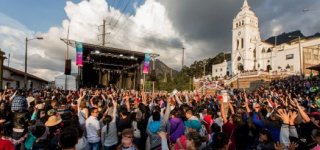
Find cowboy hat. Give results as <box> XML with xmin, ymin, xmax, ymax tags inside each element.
<box><xmin>45</xmin><ymin>115</ymin><xmax>62</xmax><ymax>127</ymax></box>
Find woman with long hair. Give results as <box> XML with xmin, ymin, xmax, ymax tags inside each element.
<box><xmin>78</xmin><ymin>91</ymin><xmax>89</xmax><ymax>133</ymax></box>
<box><xmin>101</xmin><ymin>100</ymin><xmax>118</xmax><ymax>150</ymax></box>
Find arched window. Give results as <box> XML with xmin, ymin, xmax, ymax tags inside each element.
<box><xmin>267</xmin><ymin>48</ymin><xmax>272</xmax><ymax>53</ymax></box>
<box><xmin>237</xmin><ymin>40</ymin><xmax>239</xmax><ymax>50</ymax></box>
<box><xmin>286</xmin><ymin>64</ymin><xmax>290</xmax><ymax>69</ymax></box>
<box><xmin>238</xmin><ymin>63</ymin><xmax>244</xmax><ymax>71</ymax></box>
<box><xmin>267</xmin><ymin>65</ymin><xmax>272</xmax><ymax>71</ymax></box>
<box><xmin>262</xmin><ymin>48</ymin><xmax>266</xmax><ymax>53</ymax></box>
<box><xmin>242</xmin><ymin>20</ymin><xmax>244</xmax><ymax>25</ymax></box>
<box><xmin>237</xmin><ymin>56</ymin><xmax>241</xmax><ymax>61</ymax></box>
<box><xmin>236</xmin><ymin>23</ymin><xmax>238</xmax><ymax>27</ymax></box>
<box><xmin>241</xmin><ymin>38</ymin><xmax>244</xmax><ymax>48</ymax></box>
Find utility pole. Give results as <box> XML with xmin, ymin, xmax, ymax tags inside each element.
<box><xmin>65</xmin><ymin>22</ymin><xmax>71</xmax><ymax>91</ymax></box>
<box><xmin>98</xmin><ymin>19</ymin><xmax>110</xmax><ymax>46</ymax></box>
<box><xmin>102</xmin><ymin>19</ymin><xmax>106</xmax><ymax>46</ymax></box>
<box><xmin>182</xmin><ymin>47</ymin><xmax>185</xmax><ymax>70</ymax></box>
<box><xmin>25</xmin><ymin>37</ymin><xmax>43</xmax><ymax>89</ymax></box>
<box><xmin>170</xmin><ymin>69</ymin><xmax>173</xmax><ymax>80</ymax></box>
<box><xmin>202</xmin><ymin>60</ymin><xmax>207</xmax><ymax>95</ymax></box>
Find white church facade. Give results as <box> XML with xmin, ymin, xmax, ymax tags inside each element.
<box><xmin>212</xmin><ymin>0</ymin><xmax>320</xmax><ymax>77</ymax></box>
<box><xmin>212</xmin><ymin>60</ymin><xmax>231</xmax><ymax>79</ymax></box>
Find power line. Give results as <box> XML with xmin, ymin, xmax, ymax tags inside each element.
<box><xmin>109</xmin><ymin>0</ymin><xmax>136</xmax><ymax>45</ymax></box>
<box><xmin>109</xmin><ymin>0</ymin><xmax>126</xmax><ymax>27</ymax></box>
<box><xmin>107</xmin><ymin>0</ymin><xmax>123</xmax><ymax>26</ymax></box>
<box><xmin>111</xmin><ymin>0</ymin><xmax>131</xmax><ymax>28</ymax></box>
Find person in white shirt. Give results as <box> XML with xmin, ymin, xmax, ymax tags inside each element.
<box><xmin>101</xmin><ymin>100</ymin><xmax>118</xmax><ymax>150</ymax></box>
<box><xmin>86</xmin><ymin>107</ymin><xmax>101</xmax><ymax>150</ymax></box>
<box><xmin>78</xmin><ymin>91</ymin><xmax>89</xmax><ymax>135</ymax></box>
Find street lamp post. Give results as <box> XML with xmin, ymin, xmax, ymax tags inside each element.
<box><xmin>25</xmin><ymin>37</ymin><xmax>43</xmax><ymax>89</ymax></box>
<box><xmin>289</xmin><ymin>35</ymin><xmax>302</xmax><ymax>74</ymax></box>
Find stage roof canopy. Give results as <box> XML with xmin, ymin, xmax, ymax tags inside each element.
<box><xmin>61</xmin><ymin>39</ymin><xmax>159</xmax><ymax>71</ymax></box>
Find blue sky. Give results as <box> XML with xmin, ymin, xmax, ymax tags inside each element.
<box><xmin>0</xmin><ymin>0</ymin><xmax>145</xmax><ymax>32</ymax></box>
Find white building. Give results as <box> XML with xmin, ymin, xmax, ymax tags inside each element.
<box><xmin>213</xmin><ymin>0</ymin><xmax>320</xmax><ymax>77</ymax></box>
<box><xmin>54</xmin><ymin>74</ymin><xmax>77</xmax><ymax>90</ymax></box>
<box><xmin>212</xmin><ymin>60</ymin><xmax>231</xmax><ymax>79</ymax></box>
<box><xmin>2</xmin><ymin>66</ymin><xmax>48</xmax><ymax>89</ymax></box>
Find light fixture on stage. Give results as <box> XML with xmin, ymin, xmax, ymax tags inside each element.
<box><xmin>90</xmin><ymin>51</ymin><xmax>138</xmax><ymax>60</ymax></box>
<box><xmin>95</xmin><ymin>50</ymin><xmax>100</xmax><ymax>54</ymax></box>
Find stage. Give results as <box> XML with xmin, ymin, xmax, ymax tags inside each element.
<box><xmin>61</xmin><ymin>39</ymin><xmax>158</xmax><ymax>90</ymax></box>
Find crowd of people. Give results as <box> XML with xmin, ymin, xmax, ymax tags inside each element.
<box><xmin>1</xmin><ymin>75</ymin><xmax>320</xmax><ymax>150</ymax></box>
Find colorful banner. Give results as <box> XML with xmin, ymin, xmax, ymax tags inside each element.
<box><xmin>143</xmin><ymin>53</ymin><xmax>150</xmax><ymax>74</ymax></box>
<box><xmin>76</xmin><ymin>42</ymin><xmax>83</xmax><ymax>67</ymax></box>
<box><xmin>143</xmin><ymin>61</ymin><xmax>149</xmax><ymax>73</ymax></box>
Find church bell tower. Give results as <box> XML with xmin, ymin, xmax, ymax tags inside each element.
<box><xmin>231</xmin><ymin>0</ymin><xmax>261</xmax><ymax>73</ymax></box>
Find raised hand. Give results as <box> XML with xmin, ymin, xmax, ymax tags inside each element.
<box><xmin>289</xmin><ymin>111</ymin><xmax>298</xmax><ymax>125</ymax></box>
<box><xmin>277</xmin><ymin>109</ymin><xmax>290</xmax><ymax>124</ymax></box>
<box><xmin>292</xmin><ymin>98</ymin><xmax>299</xmax><ymax>107</ymax></box>
<box><xmin>289</xmin><ymin>142</ymin><xmax>299</xmax><ymax>150</ymax></box>
<box><xmin>274</xmin><ymin>142</ymin><xmax>284</xmax><ymax>150</ymax></box>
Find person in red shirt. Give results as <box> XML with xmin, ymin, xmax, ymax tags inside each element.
<box><xmin>0</xmin><ymin>119</ymin><xmax>15</xmax><ymax>150</ymax></box>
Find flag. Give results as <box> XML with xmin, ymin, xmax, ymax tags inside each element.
<box><xmin>76</xmin><ymin>42</ymin><xmax>83</xmax><ymax>66</ymax></box>
<box><xmin>143</xmin><ymin>53</ymin><xmax>150</xmax><ymax>73</ymax></box>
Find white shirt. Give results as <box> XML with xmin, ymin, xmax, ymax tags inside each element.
<box><xmin>78</xmin><ymin>109</ymin><xmax>86</xmax><ymax>125</ymax></box>
<box><xmin>214</xmin><ymin>117</ymin><xmax>223</xmax><ymax>130</ymax></box>
<box><xmin>101</xmin><ymin>122</ymin><xmax>118</xmax><ymax>146</ymax></box>
<box><xmin>132</xmin><ymin>121</ymin><xmax>141</xmax><ymax>138</ymax></box>
<box><xmin>86</xmin><ymin>116</ymin><xmax>100</xmax><ymax>143</ymax></box>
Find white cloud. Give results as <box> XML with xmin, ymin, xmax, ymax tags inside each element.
<box><xmin>0</xmin><ymin>0</ymin><xmax>187</xmax><ymax>81</ymax></box>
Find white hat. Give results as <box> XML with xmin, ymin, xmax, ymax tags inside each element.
<box><xmin>221</xmin><ymin>90</ymin><xmax>227</xmax><ymax>93</ymax></box>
